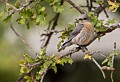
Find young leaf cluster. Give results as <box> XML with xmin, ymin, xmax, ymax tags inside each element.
<box><xmin>102</xmin><ymin>51</ymin><xmax>118</xmax><ymax>67</ymax></box>
<box><xmin>88</xmin><ymin>12</ymin><xmax>106</xmax><ymax>33</ymax></box>
<box><xmin>19</xmin><ymin>48</ymin><xmax>73</xmax><ymax>81</ymax></box>
<box><xmin>0</xmin><ymin>0</ymin><xmax>64</xmax><ymax>29</ymax></box>
<box><xmin>57</xmin><ymin>22</ymin><xmax>75</xmax><ymax>49</ymax></box>
<box><xmin>46</xmin><ymin>0</ymin><xmax>64</xmax><ymax>13</ymax></box>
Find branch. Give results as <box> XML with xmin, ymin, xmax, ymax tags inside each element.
<box><xmin>93</xmin><ymin>2</ymin><xmax>108</xmax><ymax>16</ymax></box>
<box><xmin>60</xmin><ymin>23</ymin><xmax>120</xmax><ymax>79</ymax></box>
<box><xmin>9</xmin><ymin>21</ymin><xmax>38</xmax><ymax>56</ymax></box>
<box><xmin>103</xmin><ymin>9</ymin><xmax>109</xmax><ymax>18</ymax></box>
<box><xmin>99</xmin><ymin>24</ymin><xmax>120</xmax><ymax>37</ymax></box>
<box><xmin>92</xmin><ymin>58</ymin><xmax>106</xmax><ymax>79</ymax></box>
<box><xmin>110</xmin><ymin>42</ymin><xmax>116</xmax><ymax>82</ymax></box>
<box><xmin>40</xmin><ymin>68</ymin><xmax>48</xmax><ymax>82</ymax></box>
<box><xmin>41</xmin><ymin>13</ymin><xmax>60</xmax><ymax>48</ymax></box>
<box><xmin>65</xmin><ymin>0</ymin><xmax>84</xmax><ymax>14</ymax></box>
<box><xmin>62</xmin><ymin>23</ymin><xmax>120</xmax><ymax>58</ymax></box>
<box><xmin>60</xmin><ymin>47</ymin><xmax>81</xmax><ymax>58</ymax></box>
<box><xmin>86</xmin><ymin>0</ymin><xmax>90</xmax><ymax>11</ymax></box>
<box><xmin>41</xmin><ymin>0</ymin><xmax>64</xmax><ymax>48</ymax></box>
<box><xmin>61</xmin><ymin>46</ymin><xmax>106</xmax><ymax>78</ymax></box>
<box><xmin>1</xmin><ymin>0</ymin><xmax>34</xmax><ymax>11</ymax></box>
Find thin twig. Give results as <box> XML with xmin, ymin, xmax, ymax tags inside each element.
<box><xmin>40</xmin><ymin>68</ymin><xmax>48</xmax><ymax>82</ymax></box>
<box><xmin>90</xmin><ymin>0</ymin><xmax>93</xmax><ymax>11</ymax></box>
<box><xmin>86</xmin><ymin>0</ymin><xmax>90</xmax><ymax>11</ymax></box>
<box><xmin>111</xmin><ymin>71</ymin><xmax>114</xmax><ymax>82</ymax></box>
<box><xmin>93</xmin><ymin>2</ymin><xmax>108</xmax><ymax>16</ymax></box>
<box><xmin>103</xmin><ymin>9</ymin><xmax>109</xmax><ymax>18</ymax></box>
<box><xmin>92</xmin><ymin>58</ymin><xmax>106</xmax><ymax>79</ymax></box>
<box><xmin>110</xmin><ymin>42</ymin><xmax>116</xmax><ymax>82</ymax></box>
<box><xmin>1</xmin><ymin>0</ymin><xmax>34</xmax><ymax>11</ymax></box>
<box><xmin>44</xmin><ymin>29</ymin><xmax>64</xmax><ymax>34</ymax></box>
<box><xmin>9</xmin><ymin>21</ymin><xmax>38</xmax><ymax>56</ymax></box>
<box><xmin>41</xmin><ymin>0</ymin><xmax>64</xmax><ymax>48</ymax></box>
<box><xmin>41</xmin><ymin>13</ymin><xmax>60</xmax><ymax>48</ymax></box>
<box><xmin>65</xmin><ymin>0</ymin><xmax>84</xmax><ymax>14</ymax></box>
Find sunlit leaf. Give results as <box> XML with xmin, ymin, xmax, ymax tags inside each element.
<box><xmin>0</xmin><ymin>12</ymin><xmax>4</xmax><ymax>17</ymax></box>
<box><xmin>108</xmin><ymin>0</ymin><xmax>120</xmax><ymax>12</ymax></box>
<box><xmin>51</xmin><ymin>65</ymin><xmax>57</xmax><ymax>73</ymax></box>
<box><xmin>53</xmin><ymin>5</ymin><xmax>64</xmax><ymax>13</ymax></box>
<box><xmin>102</xmin><ymin>58</ymin><xmax>108</xmax><ymax>64</ymax></box>
<box><xmin>3</xmin><ymin>15</ymin><xmax>12</xmax><ymax>23</ymax></box>
<box><xmin>84</xmin><ymin>54</ymin><xmax>91</xmax><ymax>60</ymax></box>
<box><xmin>105</xmin><ymin>18</ymin><xmax>116</xmax><ymax>25</ymax></box>
<box><xmin>68</xmin><ymin>58</ymin><xmax>73</xmax><ymax>64</ymax></box>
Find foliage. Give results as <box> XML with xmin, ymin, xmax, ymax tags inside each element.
<box><xmin>102</xmin><ymin>51</ymin><xmax>118</xmax><ymax>67</ymax></box>
<box><xmin>19</xmin><ymin>48</ymin><xmax>73</xmax><ymax>81</ymax></box>
<box><xmin>0</xmin><ymin>0</ymin><xmax>64</xmax><ymax>29</ymax></box>
<box><xmin>108</xmin><ymin>0</ymin><xmax>120</xmax><ymax>12</ymax></box>
<box><xmin>0</xmin><ymin>0</ymin><xmax>120</xmax><ymax>82</ymax></box>
<box><xmin>58</xmin><ymin>12</ymin><xmax>116</xmax><ymax>44</ymax></box>
<box><xmin>57</xmin><ymin>22</ymin><xmax>75</xmax><ymax>49</ymax></box>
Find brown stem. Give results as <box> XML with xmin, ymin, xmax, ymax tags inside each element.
<box><xmin>41</xmin><ymin>13</ymin><xmax>60</xmax><ymax>48</ymax></box>
<box><xmin>9</xmin><ymin>21</ymin><xmax>38</xmax><ymax>56</ymax></box>
<box><xmin>41</xmin><ymin>0</ymin><xmax>64</xmax><ymax>48</ymax></box>
<box><xmin>65</xmin><ymin>0</ymin><xmax>84</xmax><ymax>14</ymax></box>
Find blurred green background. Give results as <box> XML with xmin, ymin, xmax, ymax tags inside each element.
<box><xmin>0</xmin><ymin>0</ymin><xmax>120</xmax><ymax>82</ymax></box>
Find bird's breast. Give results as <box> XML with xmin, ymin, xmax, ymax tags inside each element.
<box><xmin>72</xmin><ymin>29</ymin><xmax>94</xmax><ymax>46</ymax></box>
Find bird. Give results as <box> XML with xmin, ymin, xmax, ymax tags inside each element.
<box><xmin>58</xmin><ymin>14</ymin><xmax>94</xmax><ymax>52</ymax></box>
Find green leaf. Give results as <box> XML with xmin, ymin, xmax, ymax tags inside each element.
<box><xmin>21</xmin><ymin>9</ymin><xmax>33</xmax><ymax>18</ymax></box>
<box><xmin>97</xmin><ymin>35</ymin><xmax>101</xmax><ymax>42</ymax></box>
<box><xmin>96</xmin><ymin>0</ymin><xmax>103</xmax><ymax>4</ymax></box>
<box><xmin>114</xmin><ymin>51</ymin><xmax>118</xmax><ymax>56</ymax></box>
<box><xmin>20</xmin><ymin>67</ymin><xmax>25</xmax><ymax>74</ymax></box>
<box><xmin>15</xmin><ymin>0</ymin><xmax>20</xmax><ymax>8</ymax></box>
<box><xmin>57</xmin><ymin>40</ymin><xmax>64</xmax><ymax>49</ymax></box>
<box><xmin>0</xmin><ymin>12</ymin><xmax>4</xmax><ymax>17</ymax></box>
<box><xmin>107</xmin><ymin>60</ymin><xmax>112</xmax><ymax>67</ymax></box>
<box><xmin>24</xmin><ymin>75</ymin><xmax>31</xmax><ymax>79</ymax></box>
<box><xmin>36</xmin><ymin>73</ymin><xmax>41</xmax><ymax>80</ymax></box>
<box><xmin>68</xmin><ymin>58</ymin><xmax>73</xmax><ymax>64</ymax></box>
<box><xmin>108</xmin><ymin>0</ymin><xmax>119</xmax><ymax>12</ymax></box>
<box><xmin>3</xmin><ymin>15</ymin><xmax>12</xmax><ymax>23</ymax></box>
<box><xmin>19</xmin><ymin>59</ymin><xmax>26</xmax><ymax>66</ymax></box>
<box><xmin>52</xmin><ymin>65</ymin><xmax>57</xmax><ymax>73</ymax></box>
<box><xmin>35</xmin><ymin>15</ymin><xmax>46</xmax><ymax>25</ymax></box>
<box><xmin>36</xmin><ymin>6</ymin><xmax>45</xmax><ymax>15</ymax></box>
<box><xmin>43</xmin><ymin>61</ymin><xmax>51</xmax><ymax>69</ymax></box>
<box><xmin>39</xmin><ymin>48</ymin><xmax>46</xmax><ymax>56</ymax></box>
<box><xmin>24</xmin><ymin>75</ymin><xmax>32</xmax><ymax>82</ymax></box>
<box><xmin>53</xmin><ymin>5</ymin><xmax>64</xmax><ymax>13</ymax></box>
<box><xmin>102</xmin><ymin>58</ymin><xmax>108</xmax><ymax>64</ymax></box>
<box><xmin>58</xmin><ymin>22</ymin><xmax>75</xmax><ymax>48</ymax></box>
<box><xmin>23</xmin><ymin>54</ymin><xmax>33</xmax><ymax>63</ymax></box>
<box><xmin>51</xmin><ymin>0</ymin><xmax>59</xmax><ymax>5</ymax></box>
<box><xmin>105</xmin><ymin>18</ymin><xmax>116</xmax><ymax>25</ymax></box>
<box><xmin>17</xmin><ymin>18</ymin><xmax>26</xmax><ymax>24</ymax></box>
<box><xmin>26</xmin><ymin>20</ymin><xmax>30</xmax><ymax>29</ymax></box>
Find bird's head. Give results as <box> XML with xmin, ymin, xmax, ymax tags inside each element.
<box><xmin>79</xmin><ymin>14</ymin><xmax>90</xmax><ymax>23</ymax></box>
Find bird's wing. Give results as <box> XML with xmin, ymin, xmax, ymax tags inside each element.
<box><xmin>64</xmin><ymin>23</ymin><xmax>84</xmax><ymax>44</ymax></box>
<box><xmin>58</xmin><ymin>23</ymin><xmax>84</xmax><ymax>52</ymax></box>
<box><xmin>70</xmin><ymin>23</ymin><xmax>84</xmax><ymax>38</ymax></box>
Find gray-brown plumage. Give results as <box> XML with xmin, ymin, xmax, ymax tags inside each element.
<box><xmin>58</xmin><ymin>14</ymin><xmax>94</xmax><ymax>52</ymax></box>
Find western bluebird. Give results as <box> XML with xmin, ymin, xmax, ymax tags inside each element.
<box><xmin>58</xmin><ymin>14</ymin><xmax>94</xmax><ymax>52</ymax></box>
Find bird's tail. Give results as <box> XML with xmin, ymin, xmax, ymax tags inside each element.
<box><xmin>58</xmin><ymin>36</ymin><xmax>74</xmax><ymax>52</ymax></box>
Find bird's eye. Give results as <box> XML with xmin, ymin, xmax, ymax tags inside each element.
<box><xmin>79</xmin><ymin>18</ymin><xmax>82</xmax><ymax>20</ymax></box>
<box><xmin>84</xmin><ymin>18</ymin><xmax>87</xmax><ymax>20</ymax></box>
